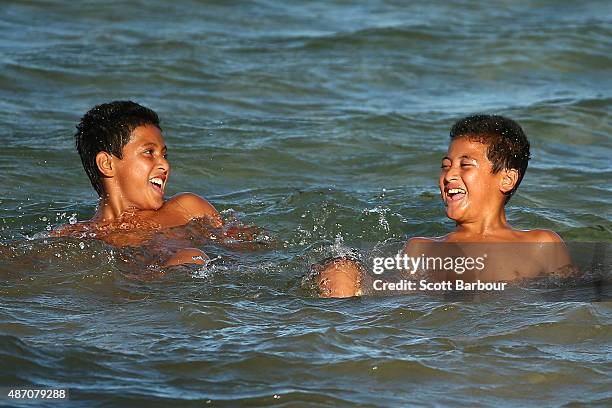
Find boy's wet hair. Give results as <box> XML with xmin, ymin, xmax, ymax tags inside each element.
<box><xmin>450</xmin><ymin>114</ymin><xmax>531</xmax><ymax>202</ymax></box>
<box><xmin>312</xmin><ymin>255</ymin><xmax>364</xmax><ymax>273</ymax></box>
<box><xmin>75</xmin><ymin>101</ymin><xmax>161</xmax><ymax>197</ymax></box>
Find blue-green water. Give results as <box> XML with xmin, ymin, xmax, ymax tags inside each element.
<box><xmin>1</xmin><ymin>1</ymin><xmax>611</xmax><ymax>406</ymax></box>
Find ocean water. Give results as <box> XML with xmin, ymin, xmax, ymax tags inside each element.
<box><xmin>1</xmin><ymin>0</ymin><xmax>611</xmax><ymax>406</ymax></box>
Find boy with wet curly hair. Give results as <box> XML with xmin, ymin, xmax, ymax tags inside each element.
<box><xmin>55</xmin><ymin>100</ymin><xmax>221</xmax><ymax>265</ymax></box>
<box><xmin>320</xmin><ymin>114</ymin><xmax>573</xmax><ymax>297</ymax></box>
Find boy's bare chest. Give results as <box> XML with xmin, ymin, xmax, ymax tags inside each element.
<box><xmin>420</xmin><ymin>242</ymin><xmax>548</xmax><ymax>282</ymax></box>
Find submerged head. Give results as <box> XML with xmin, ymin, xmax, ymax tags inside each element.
<box><xmin>75</xmin><ymin>101</ymin><xmax>169</xmax><ymax>210</ymax></box>
<box><xmin>440</xmin><ymin>114</ymin><xmax>531</xmax><ymax>222</ymax></box>
<box><xmin>315</xmin><ymin>256</ymin><xmax>362</xmax><ymax>298</ymax></box>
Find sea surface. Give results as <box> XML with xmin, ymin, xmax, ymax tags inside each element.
<box><xmin>1</xmin><ymin>0</ymin><xmax>611</xmax><ymax>406</ymax></box>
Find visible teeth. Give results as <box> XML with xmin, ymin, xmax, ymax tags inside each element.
<box><xmin>149</xmin><ymin>177</ymin><xmax>163</xmax><ymax>188</ymax></box>
<box><xmin>448</xmin><ymin>188</ymin><xmax>466</xmax><ymax>194</ymax></box>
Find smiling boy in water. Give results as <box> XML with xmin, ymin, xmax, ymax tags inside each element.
<box><xmin>402</xmin><ymin>114</ymin><xmax>573</xmax><ymax>280</ymax></box>
<box><xmin>319</xmin><ymin>114</ymin><xmax>574</xmax><ymax>297</ymax></box>
<box><xmin>54</xmin><ymin>101</ymin><xmax>221</xmax><ymax>266</ymax></box>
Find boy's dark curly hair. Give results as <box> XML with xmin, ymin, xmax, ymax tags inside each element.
<box><xmin>450</xmin><ymin>114</ymin><xmax>531</xmax><ymax>202</ymax></box>
<box><xmin>75</xmin><ymin>101</ymin><xmax>161</xmax><ymax>197</ymax></box>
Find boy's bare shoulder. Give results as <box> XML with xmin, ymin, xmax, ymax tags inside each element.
<box><xmin>404</xmin><ymin>236</ymin><xmax>439</xmax><ymax>246</ymax></box>
<box><xmin>402</xmin><ymin>235</ymin><xmax>446</xmax><ymax>253</ymax></box>
<box><xmin>402</xmin><ymin>230</ymin><xmax>564</xmax><ymax>248</ymax></box>
<box><xmin>516</xmin><ymin>229</ymin><xmax>565</xmax><ymax>243</ymax></box>
<box><xmin>164</xmin><ymin>192</ymin><xmax>222</xmax><ymax>227</ymax></box>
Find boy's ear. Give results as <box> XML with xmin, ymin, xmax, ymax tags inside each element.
<box><xmin>95</xmin><ymin>151</ymin><xmax>114</xmax><ymax>177</ymax></box>
<box><xmin>500</xmin><ymin>168</ymin><xmax>519</xmax><ymax>194</ymax></box>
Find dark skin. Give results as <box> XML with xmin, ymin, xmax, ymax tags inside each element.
<box><xmin>54</xmin><ymin>125</ymin><xmax>222</xmax><ymax>266</ymax></box>
<box><xmin>316</xmin><ymin>258</ymin><xmax>362</xmax><ymax>298</ymax></box>
<box><xmin>319</xmin><ymin>137</ymin><xmax>574</xmax><ymax>297</ymax></box>
<box><xmin>403</xmin><ymin>137</ymin><xmax>572</xmax><ymax>281</ymax></box>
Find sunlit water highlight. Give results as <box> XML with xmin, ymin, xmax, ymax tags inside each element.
<box><xmin>1</xmin><ymin>0</ymin><xmax>611</xmax><ymax>406</ymax></box>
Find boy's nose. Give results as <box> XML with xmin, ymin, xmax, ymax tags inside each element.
<box><xmin>444</xmin><ymin>166</ymin><xmax>459</xmax><ymax>183</ymax></box>
<box><xmin>157</xmin><ymin>156</ymin><xmax>170</xmax><ymax>172</ymax></box>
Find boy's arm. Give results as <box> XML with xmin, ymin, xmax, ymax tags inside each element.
<box><xmin>170</xmin><ymin>193</ymin><xmax>272</xmax><ymax>250</ymax></box>
<box><xmin>530</xmin><ymin>229</ymin><xmax>576</xmax><ymax>276</ymax></box>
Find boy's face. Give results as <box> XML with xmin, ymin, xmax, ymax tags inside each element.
<box><xmin>111</xmin><ymin>124</ymin><xmax>169</xmax><ymax>211</ymax></box>
<box><xmin>439</xmin><ymin>137</ymin><xmax>502</xmax><ymax>222</ymax></box>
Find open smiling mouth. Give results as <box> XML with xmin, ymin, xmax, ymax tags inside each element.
<box><xmin>149</xmin><ymin>177</ymin><xmax>165</xmax><ymax>194</ymax></box>
<box><xmin>446</xmin><ymin>187</ymin><xmax>466</xmax><ymax>202</ymax></box>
